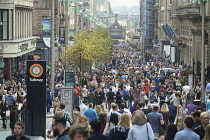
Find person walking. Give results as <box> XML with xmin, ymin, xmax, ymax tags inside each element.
<box><xmin>127</xmin><ymin>110</ymin><xmax>156</xmax><ymax>140</ymax></box>
<box><xmin>168</xmin><ymin>101</ymin><xmax>177</xmax><ymax>123</ymax></box>
<box><xmin>46</xmin><ymin>85</ymin><xmax>52</xmax><ymax>113</ymax></box>
<box><xmin>193</xmin><ymin>112</ymin><xmax>209</xmax><ymax>140</ymax></box>
<box><xmin>84</xmin><ymin>103</ymin><xmax>98</xmax><ymax>122</ymax></box>
<box><xmin>88</xmin><ymin>119</ymin><xmax>108</xmax><ymax>140</ymax></box>
<box><xmin>52</xmin><ymin>115</ymin><xmax>70</xmax><ymax>140</ymax></box>
<box><xmin>159</xmin><ymin>103</ymin><xmax>170</xmax><ymax>125</ymax></box>
<box><xmin>159</xmin><ymin>124</ymin><xmax>178</xmax><ymax>140</ymax></box>
<box><xmin>108</xmin><ymin>113</ymin><xmax>130</xmax><ymax>140</ymax></box>
<box><xmin>6</xmin><ymin>122</ymin><xmax>30</xmax><ymax>140</ymax></box>
<box><xmin>0</xmin><ymin>98</ymin><xmax>8</xmax><ymax>129</ymax></box>
<box><xmin>174</xmin><ymin>117</ymin><xmax>200</xmax><ymax>140</ymax></box>
<box><xmin>10</xmin><ymin>102</ymin><xmax>19</xmax><ymax>134</ymax></box>
<box><xmin>147</xmin><ymin>106</ymin><xmax>164</xmax><ymax>138</ymax></box>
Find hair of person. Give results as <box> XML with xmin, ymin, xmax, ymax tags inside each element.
<box><xmin>182</xmin><ymin>91</ymin><xmax>186</xmax><ymax>95</ymax></box>
<box><xmin>153</xmin><ymin>105</ymin><xmax>159</xmax><ymax>111</ymax></box>
<box><xmin>14</xmin><ymin>121</ymin><xmax>25</xmax><ymax>129</ymax></box>
<box><xmin>69</xmin><ymin>123</ymin><xmax>90</xmax><ymax>139</ymax></box>
<box><xmin>89</xmin><ymin>103</ymin><xmax>93</xmax><ymax>108</ymax></box>
<box><xmin>95</xmin><ymin>105</ymin><xmax>102</xmax><ymax>113</ymax></box>
<box><xmin>12</xmin><ymin>102</ymin><xmax>17</xmax><ymax>107</ymax></box>
<box><xmin>56</xmin><ymin>108</ymin><xmax>63</xmax><ymax>112</ymax></box>
<box><xmin>154</xmin><ymin>98</ymin><xmax>158</xmax><ymax>102</ymax></box>
<box><xmin>203</xmin><ymin>124</ymin><xmax>210</xmax><ymax>140</ymax></box>
<box><xmin>161</xmin><ymin>103</ymin><xmax>169</xmax><ymax>112</ymax></box>
<box><xmin>60</xmin><ymin>103</ymin><xmax>66</xmax><ymax>109</ymax></box>
<box><xmin>111</xmin><ymin>103</ymin><xmax>116</xmax><ymax>108</ymax></box>
<box><xmin>193</xmin><ymin>111</ymin><xmax>201</xmax><ymax>118</ymax></box>
<box><xmin>109</xmin><ymin>113</ymin><xmax>119</xmax><ymax>126</ymax></box>
<box><xmin>170</xmin><ymin>100</ymin><xmax>174</xmax><ymax>105</ymax></box>
<box><xmin>118</xmin><ymin>113</ymin><xmax>130</xmax><ymax>129</ymax></box>
<box><xmin>112</xmin><ymin>104</ymin><xmax>118</xmax><ymax>110</ymax></box>
<box><xmin>134</xmin><ymin>100</ymin><xmax>139</xmax><ymax>106</ymax></box>
<box><xmin>99</xmin><ymin>113</ymin><xmax>107</xmax><ymax>124</ymax></box>
<box><xmin>164</xmin><ymin>123</ymin><xmax>178</xmax><ymax>140</ymax></box>
<box><xmin>89</xmin><ymin>119</ymin><xmax>101</xmax><ymax>132</ymax></box>
<box><xmin>78</xmin><ymin>115</ymin><xmax>89</xmax><ymax>123</ymax></box>
<box><xmin>120</xmin><ymin>103</ymin><xmax>125</xmax><ymax>109</ymax></box>
<box><xmin>137</xmin><ymin>102</ymin><xmax>142</xmax><ymax>108</ymax></box>
<box><xmin>75</xmin><ymin>106</ymin><xmax>80</xmax><ymax>112</ymax></box>
<box><xmin>53</xmin><ymin>115</ymin><xmax>66</xmax><ymax>127</ymax></box>
<box><xmin>184</xmin><ymin>117</ymin><xmax>194</xmax><ymax>128</ymax></box>
<box><xmin>200</xmin><ymin>112</ymin><xmax>209</xmax><ymax>119</ymax></box>
<box><xmin>175</xmin><ymin>117</ymin><xmax>184</xmax><ymax>127</ymax></box>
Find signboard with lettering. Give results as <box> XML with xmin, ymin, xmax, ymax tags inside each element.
<box><xmin>60</xmin><ymin>88</ymin><xmax>74</xmax><ymax>117</ymax></box>
<box><xmin>65</xmin><ymin>72</ymin><xmax>75</xmax><ymax>88</ymax></box>
<box><xmin>27</xmin><ymin>61</ymin><xmax>46</xmax><ymax>85</ymax></box>
<box><xmin>26</xmin><ymin>60</ymin><xmax>46</xmax><ymax>138</ymax></box>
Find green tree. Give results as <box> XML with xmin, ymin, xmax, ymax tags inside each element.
<box><xmin>65</xmin><ymin>28</ymin><xmax>113</xmax><ymax>73</ymax></box>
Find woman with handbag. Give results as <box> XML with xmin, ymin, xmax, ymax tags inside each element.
<box><xmin>0</xmin><ymin>98</ymin><xmax>8</xmax><ymax>129</ymax></box>
<box><xmin>108</xmin><ymin>113</ymin><xmax>130</xmax><ymax>140</ymax></box>
<box><xmin>126</xmin><ymin>110</ymin><xmax>156</xmax><ymax>140</ymax></box>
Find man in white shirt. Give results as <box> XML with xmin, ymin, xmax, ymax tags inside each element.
<box><xmin>80</xmin><ymin>100</ymin><xmax>88</xmax><ymax>115</ymax></box>
<box><xmin>182</xmin><ymin>83</ymin><xmax>191</xmax><ymax>94</ymax></box>
<box><xmin>46</xmin><ymin>109</ymin><xmax>70</xmax><ymax>139</ymax></box>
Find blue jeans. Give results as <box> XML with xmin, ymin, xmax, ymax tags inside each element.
<box><xmin>74</xmin><ymin>96</ymin><xmax>79</xmax><ymax>107</ymax></box>
<box><xmin>46</xmin><ymin>99</ymin><xmax>51</xmax><ymax>113</ymax></box>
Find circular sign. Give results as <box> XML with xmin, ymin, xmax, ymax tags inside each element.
<box><xmin>29</xmin><ymin>64</ymin><xmax>43</xmax><ymax>77</ymax></box>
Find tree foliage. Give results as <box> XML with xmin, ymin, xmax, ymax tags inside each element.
<box><xmin>65</xmin><ymin>27</ymin><xmax>113</xmax><ymax>72</ymax></box>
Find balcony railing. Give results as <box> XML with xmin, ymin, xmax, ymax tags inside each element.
<box><xmin>176</xmin><ymin>5</ymin><xmax>201</xmax><ymax>17</ymax></box>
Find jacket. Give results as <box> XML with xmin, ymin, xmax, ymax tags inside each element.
<box><xmin>88</xmin><ymin>132</ymin><xmax>108</xmax><ymax>140</ymax></box>
<box><xmin>108</xmin><ymin>125</ymin><xmax>129</xmax><ymax>140</ymax></box>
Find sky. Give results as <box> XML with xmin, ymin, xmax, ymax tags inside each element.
<box><xmin>109</xmin><ymin>0</ymin><xmax>139</xmax><ymax>8</ymax></box>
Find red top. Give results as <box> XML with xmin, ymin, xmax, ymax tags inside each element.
<box><xmin>74</xmin><ymin>87</ymin><xmax>80</xmax><ymax>96</ymax></box>
<box><xmin>143</xmin><ymin>84</ymin><xmax>151</xmax><ymax>93</ymax></box>
<box><xmin>100</xmin><ymin>123</ymin><xmax>106</xmax><ymax>133</ymax></box>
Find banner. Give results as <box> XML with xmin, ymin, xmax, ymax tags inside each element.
<box><xmin>188</xmin><ymin>74</ymin><xmax>193</xmax><ymax>88</ymax></box>
<box><xmin>59</xmin><ymin>27</ymin><xmax>66</xmax><ymax>45</ymax></box>
<box><xmin>69</xmin><ymin>29</ymin><xmax>75</xmax><ymax>41</ymax></box>
<box><xmin>42</xmin><ymin>19</ymin><xmax>51</xmax><ymax>47</ymax></box>
<box><xmin>65</xmin><ymin>72</ymin><xmax>75</xmax><ymax>88</ymax></box>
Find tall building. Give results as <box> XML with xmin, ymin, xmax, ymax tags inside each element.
<box><xmin>0</xmin><ymin>0</ymin><xmax>36</xmax><ymax>80</ymax></box>
<box><xmin>171</xmin><ymin>0</ymin><xmax>210</xmax><ymax>67</ymax></box>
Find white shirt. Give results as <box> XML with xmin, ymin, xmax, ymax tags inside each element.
<box><xmin>125</xmin><ymin>85</ymin><xmax>131</xmax><ymax>91</ymax></box>
<box><xmin>182</xmin><ymin>85</ymin><xmax>191</xmax><ymax>94</ymax></box>
<box><xmin>47</xmin><ymin>121</ymin><xmax>70</xmax><ymax>131</ymax></box>
<box><xmin>124</xmin><ymin>108</ymin><xmax>132</xmax><ymax>116</ymax></box>
<box><xmin>80</xmin><ymin>103</ymin><xmax>88</xmax><ymax>115</ymax></box>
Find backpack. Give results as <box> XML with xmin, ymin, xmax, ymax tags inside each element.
<box><xmin>62</xmin><ymin>110</ymin><xmax>73</xmax><ymax>125</ymax></box>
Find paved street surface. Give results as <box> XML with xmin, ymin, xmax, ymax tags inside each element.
<box><xmin>0</xmin><ymin>108</ymin><xmax>54</xmax><ymax>140</ymax></box>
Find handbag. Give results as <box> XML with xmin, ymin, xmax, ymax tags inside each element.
<box><xmin>144</xmin><ymin>95</ymin><xmax>148</xmax><ymax>100</ymax></box>
<box><xmin>146</xmin><ymin>123</ymin><xmax>157</xmax><ymax>140</ymax></box>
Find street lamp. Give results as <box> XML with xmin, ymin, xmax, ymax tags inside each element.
<box><xmin>200</xmin><ymin>0</ymin><xmax>207</xmax><ymax>102</ymax></box>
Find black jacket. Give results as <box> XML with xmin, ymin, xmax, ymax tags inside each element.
<box><xmin>88</xmin><ymin>132</ymin><xmax>108</xmax><ymax>140</ymax></box>
<box><xmin>107</xmin><ymin>125</ymin><xmax>129</xmax><ymax>140</ymax></box>
<box><xmin>6</xmin><ymin>135</ymin><xmax>31</xmax><ymax>140</ymax></box>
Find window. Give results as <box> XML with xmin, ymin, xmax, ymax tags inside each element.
<box><xmin>169</xmin><ymin>0</ymin><xmax>172</xmax><ymax>5</ymax></box>
<box><xmin>0</xmin><ymin>10</ymin><xmax>10</xmax><ymax>40</ymax></box>
<box><xmin>42</xmin><ymin>0</ymin><xmax>47</xmax><ymax>8</ymax></box>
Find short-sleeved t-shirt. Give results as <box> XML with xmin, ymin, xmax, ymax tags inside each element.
<box><xmin>147</xmin><ymin>111</ymin><xmax>163</xmax><ymax>133</ymax></box>
<box><xmin>187</xmin><ymin>105</ymin><xmax>196</xmax><ymax>115</ymax></box>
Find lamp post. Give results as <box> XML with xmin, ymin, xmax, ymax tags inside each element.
<box><xmin>50</xmin><ymin>0</ymin><xmax>55</xmax><ymax>93</ymax></box>
<box><xmin>201</xmin><ymin>0</ymin><xmax>206</xmax><ymax>102</ymax></box>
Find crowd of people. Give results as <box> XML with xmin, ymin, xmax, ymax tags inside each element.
<box><xmin>43</xmin><ymin>44</ymin><xmax>210</xmax><ymax>140</ymax></box>
<box><xmin>2</xmin><ymin>43</ymin><xmax>210</xmax><ymax>140</ymax></box>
